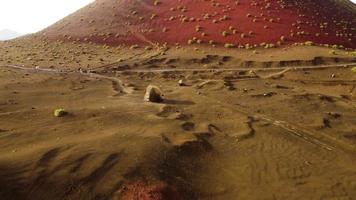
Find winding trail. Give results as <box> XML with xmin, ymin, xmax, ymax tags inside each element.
<box><xmin>199</xmin><ymin>94</ymin><xmax>341</xmax><ymax>152</ymax></box>
<box><xmin>112</xmin><ymin>62</ymin><xmax>356</xmax><ymax>73</ymax></box>
<box><xmin>4</xmin><ymin>62</ymin><xmax>355</xmax><ymax>95</ymax></box>
<box><xmin>3</xmin><ymin>65</ymin><xmax>131</xmax><ymax>94</ymax></box>
<box><xmin>2</xmin><ymin>62</ymin><xmax>356</xmax><ymax>153</ymax></box>
<box><xmin>4</xmin><ymin>62</ymin><xmax>355</xmax><ymax>74</ymax></box>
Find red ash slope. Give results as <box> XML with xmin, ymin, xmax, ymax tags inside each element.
<box><xmin>42</xmin><ymin>0</ymin><xmax>356</xmax><ymax>48</ymax></box>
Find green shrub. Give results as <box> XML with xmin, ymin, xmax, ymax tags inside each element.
<box><xmin>304</xmin><ymin>41</ymin><xmax>314</xmax><ymax>46</ymax></box>
<box><xmin>352</xmin><ymin>67</ymin><xmax>356</xmax><ymax>73</ymax></box>
<box><xmin>54</xmin><ymin>108</ymin><xmax>67</xmax><ymax>117</ymax></box>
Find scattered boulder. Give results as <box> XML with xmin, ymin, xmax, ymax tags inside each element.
<box><xmin>144</xmin><ymin>85</ymin><xmax>163</xmax><ymax>103</ymax></box>
<box><xmin>178</xmin><ymin>79</ymin><xmax>185</xmax><ymax>86</ymax></box>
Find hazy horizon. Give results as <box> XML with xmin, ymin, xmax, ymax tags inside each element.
<box><xmin>0</xmin><ymin>0</ymin><xmax>355</xmax><ymax>35</ymax></box>
<box><xmin>0</xmin><ymin>0</ymin><xmax>94</xmax><ymax>35</ymax></box>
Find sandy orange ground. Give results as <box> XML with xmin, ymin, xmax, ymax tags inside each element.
<box><xmin>0</xmin><ymin>38</ymin><xmax>356</xmax><ymax>199</ymax></box>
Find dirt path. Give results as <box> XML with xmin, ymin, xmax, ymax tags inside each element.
<box><xmin>211</xmin><ymin>97</ymin><xmax>354</xmax><ymax>152</ymax></box>
<box><xmin>1</xmin><ymin>62</ymin><xmax>356</xmax><ymax>200</ymax></box>
<box><xmin>5</xmin><ymin>62</ymin><xmax>355</xmax><ymax>74</ymax></box>
<box><xmin>113</xmin><ymin>62</ymin><xmax>356</xmax><ymax>73</ymax></box>
<box><xmin>3</xmin><ymin>63</ymin><xmax>355</xmax><ymax>153</ymax></box>
<box><xmin>2</xmin><ymin>64</ymin><xmax>131</xmax><ymax>94</ymax></box>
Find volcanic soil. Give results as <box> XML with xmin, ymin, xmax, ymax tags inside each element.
<box><xmin>43</xmin><ymin>0</ymin><xmax>356</xmax><ymax>48</ymax></box>
<box><xmin>0</xmin><ymin>0</ymin><xmax>356</xmax><ymax>199</ymax></box>
<box><xmin>1</xmin><ymin>35</ymin><xmax>356</xmax><ymax>200</ymax></box>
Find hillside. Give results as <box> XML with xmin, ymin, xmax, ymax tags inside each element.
<box><xmin>42</xmin><ymin>0</ymin><xmax>356</xmax><ymax>48</ymax></box>
<box><xmin>1</xmin><ymin>1</ymin><xmax>356</xmax><ymax>200</ymax></box>
<box><xmin>333</xmin><ymin>0</ymin><xmax>356</xmax><ymax>11</ymax></box>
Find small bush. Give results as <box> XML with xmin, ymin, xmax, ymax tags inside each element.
<box><xmin>54</xmin><ymin>108</ymin><xmax>68</xmax><ymax>117</ymax></box>
<box><xmin>352</xmin><ymin>67</ymin><xmax>356</xmax><ymax>73</ymax></box>
<box><xmin>304</xmin><ymin>41</ymin><xmax>314</xmax><ymax>46</ymax></box>
<box><xmin>224</xmin><ymin>43</ymin><xmax>235</xmax><ymax>48</ymax></box>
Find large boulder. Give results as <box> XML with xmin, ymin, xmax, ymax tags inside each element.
<box><xmin>144</xmin><ymin>85</ymin><xmax>163</xmax><ymax>103</ymax></box>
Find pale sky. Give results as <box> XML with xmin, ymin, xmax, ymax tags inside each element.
<box><xmin>0</xmin><ymin>0</ymin><xmax>94</xmax><ymax>34</ymax></box>
<box><xmin>0</xmin><ymin>0</ymin><xmax>355</xmax><ymax>35</ymax></box>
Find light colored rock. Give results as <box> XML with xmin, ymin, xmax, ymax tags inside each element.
<box><xmin>178</xmin><ymin>79</ymin><xmax>185</xmax><ymax>86</ymax></box>
<box><xmin>144</xmin><ymin>85</ymin><xmax>163</xmax><ymax>102</ymax></box>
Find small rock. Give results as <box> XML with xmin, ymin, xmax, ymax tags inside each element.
<box><xmin>263</xmin><ymin>92</ymin><xmax>276</xmax><ymax>97</ymax></box>
<box><xmin>144</xmin><ymin>85</ymin><xmax>163</xmax><ymax>103</ymax></box>
<box><xmin>178</xmin><ymin>79</ymin><xmax>185</xmax><ymax>86</ymax></box>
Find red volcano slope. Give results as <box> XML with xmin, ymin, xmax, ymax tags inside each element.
<box><xmin>42</xmin><ymin>0</ymin><xmax>356</xmax><ymax>48</ymax></box>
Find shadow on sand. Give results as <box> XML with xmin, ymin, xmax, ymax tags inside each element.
<box><xmin>162</xmin><ymin>99</ymin><xmax>195</xmax><ymax>105</ymax></box>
